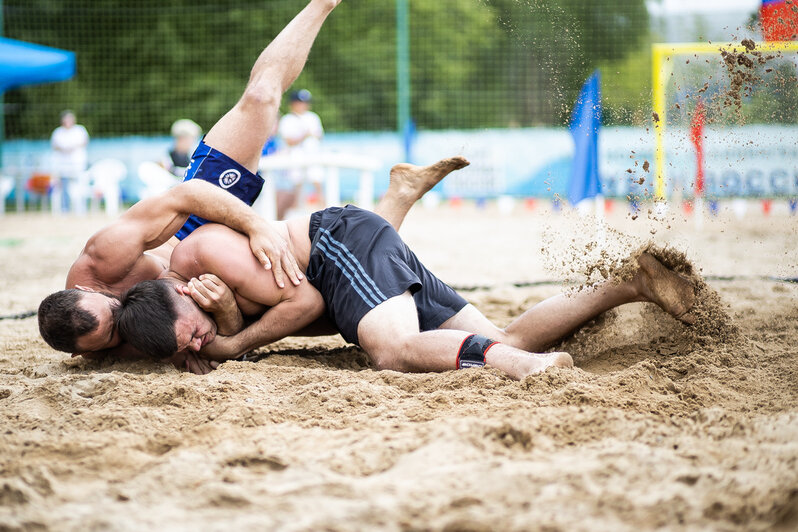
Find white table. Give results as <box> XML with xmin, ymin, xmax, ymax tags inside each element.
<box><xmin>256</xmin><ymin>152</ymin><xmax>381</xmax><ymax>220</ymax></box>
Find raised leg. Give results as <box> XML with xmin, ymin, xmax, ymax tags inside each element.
<box><xmin>375</xmin><ymin>156</ymin><xmax>469</xmax><ymax>230</ymax></box>
<box><xmin>357</xmin><ymin>292</ymin><xmax>572</xmax><ymax>380</ymax></box>
<box><xmin>204</xmin><ymin>0</ymin><xmax>341</xmax><ymax>173</ymax></box>
<box><xmin>440</xmin><ymin>253</ymin><xmax>696</xmax><ymax>352</ymax></box>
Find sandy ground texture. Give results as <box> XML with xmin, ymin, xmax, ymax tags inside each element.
<box><xmin>1</xmin><ymin>202</ymin><xmax>797</xmax><ymax>531</ymax></box>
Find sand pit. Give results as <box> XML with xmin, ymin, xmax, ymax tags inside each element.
<box><xmin>1</xmin><ymin>204</ymin><xmax>797</xmax><ymax>531</ymax></box>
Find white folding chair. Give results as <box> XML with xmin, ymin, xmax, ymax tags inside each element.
<box><xmin>138</xmin><ymin>161</ymin><xmax>181</xmax><ymax>200</ymax></box>
<box><xmin>0</xmin><ymin>176</ymin><xmax>13</xmax><ymax>216</ymax></box>
<box><xmin>86</xmin><ymin>158</ymin><xmax>127</xmax><ymax>216</ymax></box>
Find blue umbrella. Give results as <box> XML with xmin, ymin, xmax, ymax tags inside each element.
<box><xmin>0</xmin><ymin>37</ymin><xmax>75</xmax><ymax>91</ymax></box>
<box><xmin>0</xmin><ymin>38</ymin><xmax>75</xmax><ymax>167</ymax></box>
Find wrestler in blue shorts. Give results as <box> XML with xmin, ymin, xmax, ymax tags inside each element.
<box><xmin>175</xmin><ymin>139</ymin><xmax>266</xmax><ymax>240</ymax></box>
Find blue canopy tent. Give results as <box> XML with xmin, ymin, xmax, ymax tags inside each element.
<box><xmin>0</xmin><ymin>37</ymin><xmax>76</xmax><ymax>166</ymax></box>
<box><xmin>0</xmin><ymin>37</ymin><xmax>76</xmax><ymax>91</ymax></box>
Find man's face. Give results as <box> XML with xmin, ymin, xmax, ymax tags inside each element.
<box><xmin>74</xmin><ymin>291</ymin><xmax>121</xmax><ymax>352</ymax></box>
<box><xmin>173</xmin><ymin>294</ymin><xmax>217</xmax><ymax>353</ymax></box>
<box><xmin>61</xmin><ymin>113</ymin><xmax>76</xmax><ymax>128</ymax></box>
<box><xmin>290</xmin><ymin>101</ymin><xmax>310</xmax><ymax>114</ymax></box>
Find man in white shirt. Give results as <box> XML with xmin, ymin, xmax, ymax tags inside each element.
<box><xmin>50</xmin><ymin>110</ymin><xmax>89</xmax><ymax>213</ymax></box>
<box><xmin>277</xmin><ymin>89</ymin><xmax>324</xmax><ymax>217</ymax></box>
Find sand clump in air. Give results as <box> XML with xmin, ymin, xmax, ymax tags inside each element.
<box><xmin>720</xmin><ymin>39</ymin><xmax>762</xmax><ymax>110</ymax></box>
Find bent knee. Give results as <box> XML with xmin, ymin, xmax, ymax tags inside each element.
<box><xmin>239</xmin><ymin>80</ymin><xmax>281</xmax><ymax>110</ymax></box>
<box><xmin>366</xmin><ymin>338</ymin><xmax>415</xmax><ymax>373</ymax></box>
<box><xmin>368</xmin><ymin>349</ymin><xmax>408</xmax><ymax>373</ymax></box>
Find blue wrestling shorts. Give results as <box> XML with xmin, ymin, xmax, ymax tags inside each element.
<box><xmin>306</xmin><ymin>205</ymin><xmax>468</xmax><ymax>346</ymax></box>
<box><xmin>174</xmin><ymin>139</ymin><xmax>265</xmax><ymax>240</ymax></box>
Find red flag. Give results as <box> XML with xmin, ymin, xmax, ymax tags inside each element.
<box><xmin>689</xmin><ymin>100</ymin><xmax>706</xmax><ymax>196</ymax></box>
<box><xmin>761</xmin><ymin>0</ymin><xmax>798</xmax><ymax>41</ymax></box>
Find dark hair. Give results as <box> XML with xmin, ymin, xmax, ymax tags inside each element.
<box><xmin>38</xmin><ymin>289</ymin><xmax>99</xmax><ymax>352</ymax></box>
<box><xmin>117</xmin><ymin>280</ymin><xmax>178</xmax><ymax>359</ymax></box>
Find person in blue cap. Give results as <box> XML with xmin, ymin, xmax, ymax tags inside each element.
<box><xmin>277</xmin><ymin>89</ymin><xmax>325</xmax><ymax>218</ymax></box>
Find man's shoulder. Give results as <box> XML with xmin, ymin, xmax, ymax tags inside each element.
<box><xmin>69</xmin><ymin>259</ymin><xmax>166</xmax><ymax>296</ymax></box>
<box><xmin>68</xmin><ymin>236</ymin><xmax>166</xmax><ymax>293</ymax></box>
<box><xmin>66</xmin><ymin>254</ymin><xmax>112</xmax><ymax>291</ymax></box>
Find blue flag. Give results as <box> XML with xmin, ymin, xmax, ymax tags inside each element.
<box><xmin>568</xmin><ymin>70</ymin><xmax>602</xmax><ymax>206</ymax></box>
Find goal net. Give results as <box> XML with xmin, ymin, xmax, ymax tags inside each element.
<box><xmin>651</xmin><ymin>40</ymin><xmax>798</xmax><ymax>203</ymax></box>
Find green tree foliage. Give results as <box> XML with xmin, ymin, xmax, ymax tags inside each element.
<box><xmin>4</xmin><ymin>0</ymin><xmax>650</xmax><ymax>138</ymax></box>
<box><xmin>483</xmin><ymin>0</ymin><xmax>650</xmax><ymax>125</ymax></box>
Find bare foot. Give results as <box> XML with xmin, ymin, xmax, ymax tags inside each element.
<box><xmin>388</xmin><ymin>156</ymin><xmax>470</xmax><ymax>201</ymax></box>
<box><xmin>522</xmin><ymin>351</ymin><xmax>573</xmax><ymax>378</ymax></box>
<box><xmin>636</xmin><ymin>253</ymin><xmax>697</xmax><ymax>324</ymax></box>
<box><xmin>549</xmin><ymin>352</ymin><xmax>574</xmax><ymax>369</ymax></box>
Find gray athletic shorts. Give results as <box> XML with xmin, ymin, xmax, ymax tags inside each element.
<box><xmin>306</xmin><ymin>205</ymin><xmax>468</xmax><ymax>345</ymax></box>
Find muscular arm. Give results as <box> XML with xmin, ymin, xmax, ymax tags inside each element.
<box><xmin>170</xmin><ymin>224</ymin><xmax>326</xmax><ymax>360</ymax></box>
<box><xmin>200</xmin><ymin>281</ymin><xmax>326</xmax><ymax>361</ymax></box>
<box><xmin>67</xmin><ymin>179</ymin><xmax>301</xmax><ymax>291</ymax></box>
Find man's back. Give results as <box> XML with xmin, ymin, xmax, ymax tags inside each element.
<box><xmin>168</xmin><ymin>223</ymin><xmax>303</xmax><ymax>316</ymax></box>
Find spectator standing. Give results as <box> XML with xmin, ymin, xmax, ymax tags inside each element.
<box><xmin>165</xmin><ymin>119</ymin><xmax>202</xmax><ymax>177</ymax></box>
<box><xmin>50</xmin><ymin>110</ymin><xmax>89</xmax><ymax>213</ymax></box>
<box><xmin>277</xmin><ymin>89</ymin><xmax>324</xmax><ymax>217</ymax></box>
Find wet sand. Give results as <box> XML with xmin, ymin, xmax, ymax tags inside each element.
<box><xmin>1</xmin><ymin>203</ymin><xmax>797</xmax><ymax>531</ymax></box>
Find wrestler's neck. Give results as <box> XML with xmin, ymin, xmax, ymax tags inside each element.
<box><xmin>160</xmin><ymin>271</ymin><xmax>187</xmax><ymax>283</ymax></box>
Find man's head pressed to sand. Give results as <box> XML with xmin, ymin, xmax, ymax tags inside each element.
<box><xmin>117</xmin><ymin>279</ymin><xmax>217</xmax><ymax>359</ymax></box>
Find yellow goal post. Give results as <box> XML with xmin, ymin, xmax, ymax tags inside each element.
<box><xmin>651</xmin><ymin>40</ymin><xmax>798</xmax><ymax>201</ymax></box>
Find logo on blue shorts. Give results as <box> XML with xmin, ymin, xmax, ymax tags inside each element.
<box><xmin>219</xmin><ymin>169</ymin><xmax>241</xmax><ymax>189</ymax></box>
